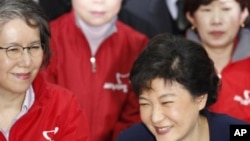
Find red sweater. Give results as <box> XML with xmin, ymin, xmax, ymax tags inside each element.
<box><xmin>43</xmin><ymin>11</ymin><xmax>148</xmax><ymax>141</ymax></box>
<box><xmin>0</xmin><ymin>73</ymin><xmax>89</xmax><ymax>141</ymax></box>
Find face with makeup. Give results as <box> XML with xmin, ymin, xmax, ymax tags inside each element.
<box><xmin>139</xmin><ymin>78</ymin><xmax>208</xmax><ymax>141</ymax></box>
<box><xmin>72</xmin><ymin>0</ymin><xmax>122</xmax><ymax>26</ymax></box>
<box><xmin>186</xmin><ymin>0</ymin><xmax>249</xmax><ymax>49</ymax></box>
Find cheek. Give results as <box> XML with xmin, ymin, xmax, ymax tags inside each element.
<box><xmin>194</xmin><ymin>20</ymin><xmax>209</xmax><ymax>35</ymax></box>
<box><xmin>140</xmin><ymin>107</ymin><xmax>151</xmax><ymax>122</ymax></box>
<box><xmin>34</xmin><ymin>57</ymin><xmax>43</xmax><ymax>68</ymax></box>
<box><xmin>107</xmin><ymin>1</ymin><xmax>121</xmax><ymax>14</ymax></box>
<box><xmin>72</xmin><ymin>0</ymin><xmax>88</xmax><ymax>14</ymax></box>
<box><xmin>0</xmin><ymin>59</ymin><xmax>14</xmax><ymax>71</ymax></box>
<box><xmin>227</xmin><ymin>16</ymin><xmax>241</xmax><ymax>28</ymax></box>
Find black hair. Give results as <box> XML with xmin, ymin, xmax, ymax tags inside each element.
<box><xmin>130</xmin><ymin>34</ymin><xmax>220</xmax><ymax>108</ymax></box>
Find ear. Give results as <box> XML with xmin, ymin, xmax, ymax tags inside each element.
<box><xmin>195</xmin><ymin>94</ymin><xmax>208</xmax><ymax>110</ymax></box>
<box><xmin>186</xmin><ymin>12</ymin><xmax>196</xmax><ymax>27</ymax></box>
<box><xmin>240</xmin><ymin>7</ymin><xmax>249</xmax><ymax>24</ymax></box>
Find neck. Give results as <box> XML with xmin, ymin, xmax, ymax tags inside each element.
<box><xmin>0</xmin><ymin>92</ymin><xmax>25</xmax><ymax>131</ymax></box>
<box><xmin>184</xmin><ymin>115</ymin><xmax>209</xmax><ymax>141</ymax></box>
<box><xmin>76</xmin><ymin>15</ymin><xmax>117</xmax><ymax>56</ymax></box>
<box><xmin>0</xmin><ymin>92</ymin><xmax>25</xmax><ymax>111</ymax></box>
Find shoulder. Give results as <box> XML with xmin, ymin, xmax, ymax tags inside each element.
<box><xmin>205</xmin><ymin>110</ymin><xmax>248</xmax><ymax>141</ymax></box>
<box><xmin>33</xmin><ymin>73</ymin><xmax>78</xmax><ymax>105</ymax></box>
<box><xmin>49</xmin><ymin>11</ymin><xmax>74</xmax><ymax>29</ymax></box>
<box><xmin>116</xmin><ymin>123</ymin><xmax>155</xmax><ymax>141</ymax></box>
<box><xmin>207</xmin><ymin>111</ymin><xmax>248</xmax><ymax>125</ymax></box>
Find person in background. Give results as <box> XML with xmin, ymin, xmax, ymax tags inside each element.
<box><xmin>118</xmin><ymin>0</ymin><xmax>189</xmax><ymax>38</ymax></box>
<box><xmin>42</xmin><ymin>0</ymin><xmax>148</xmax><ymax>140</ymax></box>
<box><xmin>34</xmin><ymin>0</ymin><xmax>71</xmax><ymax>21</ymax></box>
<box><xmin>0</xmin><ymin>0</ymin><xmax>89</xmax><ymax>141</ymax></box>
<box><xmin>184</xmin><ymin>0</ymin><xmax>250</xmax><ymax>122</ymax></box>
<box><xmin>116</xmin><ymin>34</ymin><xmax>248</xmax><ymax>141</ymax></box>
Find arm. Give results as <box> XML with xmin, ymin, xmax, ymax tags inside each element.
<box><xmin>57</xmin><ymin>94</ymin><xmax>90</xmax><ymax>141</ymax></box>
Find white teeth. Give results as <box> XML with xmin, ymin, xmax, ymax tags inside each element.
<box><xmin>159</xmin><ymin>128</ymin><xmax>167</xmax><ymax>132</ymax></box>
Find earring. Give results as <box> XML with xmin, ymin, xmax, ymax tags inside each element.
<box><xmin>241</xmin><ymin>23</ymin><xmax>245</xmax><ymax>28</ymax></box>
<box><xmin>191</xmin><ymin>25</ymin><xmax>196</xmax><ymax>30</ymax></box>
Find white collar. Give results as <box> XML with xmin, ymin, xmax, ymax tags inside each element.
<box><xmin>75</xmin><ymin>14</ymin><xmax>117</xmax><ymax>56</ymax></box>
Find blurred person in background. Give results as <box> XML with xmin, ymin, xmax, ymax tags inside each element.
<box><xmin>118</xmin><ymin>0</ymin><xmax>189</xmax><ymax>38</ymax></box>
<box><xmin>184</xmin><ymin>0</ymin><xmax>250</xmax><ymax>122</ymax></box>
<box><xmin>42</xmin><ymin>0</ymin><xmax>148</xmax><ymax>141</ymax></box>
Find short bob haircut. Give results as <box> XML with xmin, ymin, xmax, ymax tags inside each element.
<box><xmin>0</xmin><ymin>0</ymin><xmax>51</xmax><ymax>67</ymax></box>
<box><xmin>184</xmin><ymin>0</ymin><xmax>249</xmax><ymax>16</ymax></box>
<box><xmin>130</xmin><ymin>34</ymin><xmax>220</xmax><ymax>109</ymax></box>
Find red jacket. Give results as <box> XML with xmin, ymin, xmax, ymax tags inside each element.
<box><xmin>0</xmin><ymin>73</ymin><xmax>89</xmax><ymax>141</ymax></box>
<box><xmin>209</xmin><ymin>58</ymin><xmax>250</xmax><ymax>122</ymax></box>
<box><xmin>43</xmin><ymin>11</ymin><xmax>148</xmax><ymax>141</ymax></box>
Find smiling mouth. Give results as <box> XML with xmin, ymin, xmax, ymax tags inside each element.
<box><xmin>14</xmin><ymin>72</ymin><xmax>31</xmax><ymax>80</ymax></box>
<box><xmin>155</xmin><ymin>126</ymin><xmax>172</xmax><ymax>135</ymax></box>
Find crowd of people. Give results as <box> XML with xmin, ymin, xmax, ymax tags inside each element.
<box><xmin>0</xmin><ymin>0</ymin><xmax>249</xmax><ymax>141</ymax></box>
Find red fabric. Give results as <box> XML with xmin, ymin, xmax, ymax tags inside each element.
<box><xmin>0</xmin><ymin>73</ymin><xmax>89</xmax><ymax>141</ymax></box>
<box><xmin>209</xmin><ymin>58</ymin><xmax>250</xmax><ymax>123</ymax></box>
<box><xmin>43</xmin><ymin>11</ymin><xmax>148</xmax><ymax>141</ymax></box>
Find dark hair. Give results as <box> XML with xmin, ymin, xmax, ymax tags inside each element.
<box><xmin>0</xmin><ymin>0</ymin><xmax>51</xmax><ymax>67</ymax></box>
<box><xmin>184</xmin><ymin>0</ymin><xmax>249</xmax><ymax>16</ymax></box>
<box><xmin>130</xmin><ymin>34</ymin><xmax>220</xmax><ymax>109</ymax></box>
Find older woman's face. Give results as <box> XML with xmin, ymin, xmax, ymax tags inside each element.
<box><xmin>72</xmin><ymin>0</ymin><xmax>122</xmax><ymax>26</ymax></box>
<box><xmin>187</xmin><ymin>0</ymin><xmax>249</xmax><ymax>49</ymax></box>
<box><xmin>0</xmin><ymin>19</ymin><xmax>43</xmax><ymax>95</ymax></box>
<box><xmin>139</xmin><ymin>78</ymin><xmax>207</xmax><ymax>141</ymax></box>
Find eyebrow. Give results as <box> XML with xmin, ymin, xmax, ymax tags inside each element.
<box><xmin>159</xmin><ymin>93</ymin><xmax>176</xmax><ymax>99</ymax></box>
<box><xmin>139</xmin><ymin>93</ymin><xmax>176</xmax><ymax>100</ymax></box>
<box><xmin>4</xmin><ymin>41</ymin><xmax>41</xmax><ymax>47</ymax></box>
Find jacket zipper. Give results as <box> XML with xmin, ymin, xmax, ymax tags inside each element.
<box><xmin>90</xmin><ymin>56</ymin><xmax>96</xmax><ymax>73</ymax></box>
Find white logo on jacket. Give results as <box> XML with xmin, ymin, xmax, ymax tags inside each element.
<box><xmin>42</xmin><ymin>127</ymin><xmax>59</xmax><ymax>141</ymax></box>
<box><xmin>234</xmin><ymin>90</ymin><xmax>250</xmax><ymax>106</ymax></box>
<box><xmin>103</xmin><ymin>73</ymin><xmax>129</xmax><ymax>93</ymax></box>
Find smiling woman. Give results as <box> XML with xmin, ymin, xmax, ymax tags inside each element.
<box><xmin>116</xmin><ymin>34</ymin><xmax>248</xmax><ymax>141</ymax></box>
<box><xmin>0</xmin><ymin>0</ymin><xmax>89</xmax><ymax>141</ymax></box>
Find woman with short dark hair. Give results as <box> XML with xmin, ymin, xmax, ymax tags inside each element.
<box><xmin>116</xmin><ymin>34</ymin><xmax>248</xmax><ymax>141</ymax></box>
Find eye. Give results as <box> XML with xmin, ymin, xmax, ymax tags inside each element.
<box><xmin>162</xmin><ymin>101</ymin><xmax>173</xmax><ymax>105</ymax></box>
<box><xmin>30</xmin><ymin>44</ymin><xmax>41</xmax><ymax>50</ymax></box>
<box><xmin>222</xmin><ymin>7</ymin><xmax>231</xmax><ymax>11</ymax></box>
<box><xmin>139</xmin><ymin>103</ymin><xmax>150</xmax><ymax>107</ymax></box>
<box><xmin>7</xmin><ymin>46</ymin><xmax>21</xmax><ymax>53</ymax></box>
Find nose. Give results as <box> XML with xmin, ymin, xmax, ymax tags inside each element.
<box><xmin>211</xmin><ymin>10</ymin><xmax>222</xmax><ymax>25</ymax></box>
<box><xmin>151</xmin><ymin>105</ymin><xmax>165</xmax><ymax>124</ymax></box>
<box><xmin>18</xmin><ymin>49</ymin><xmax>32</xmax><ymax>66</ymax></box>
